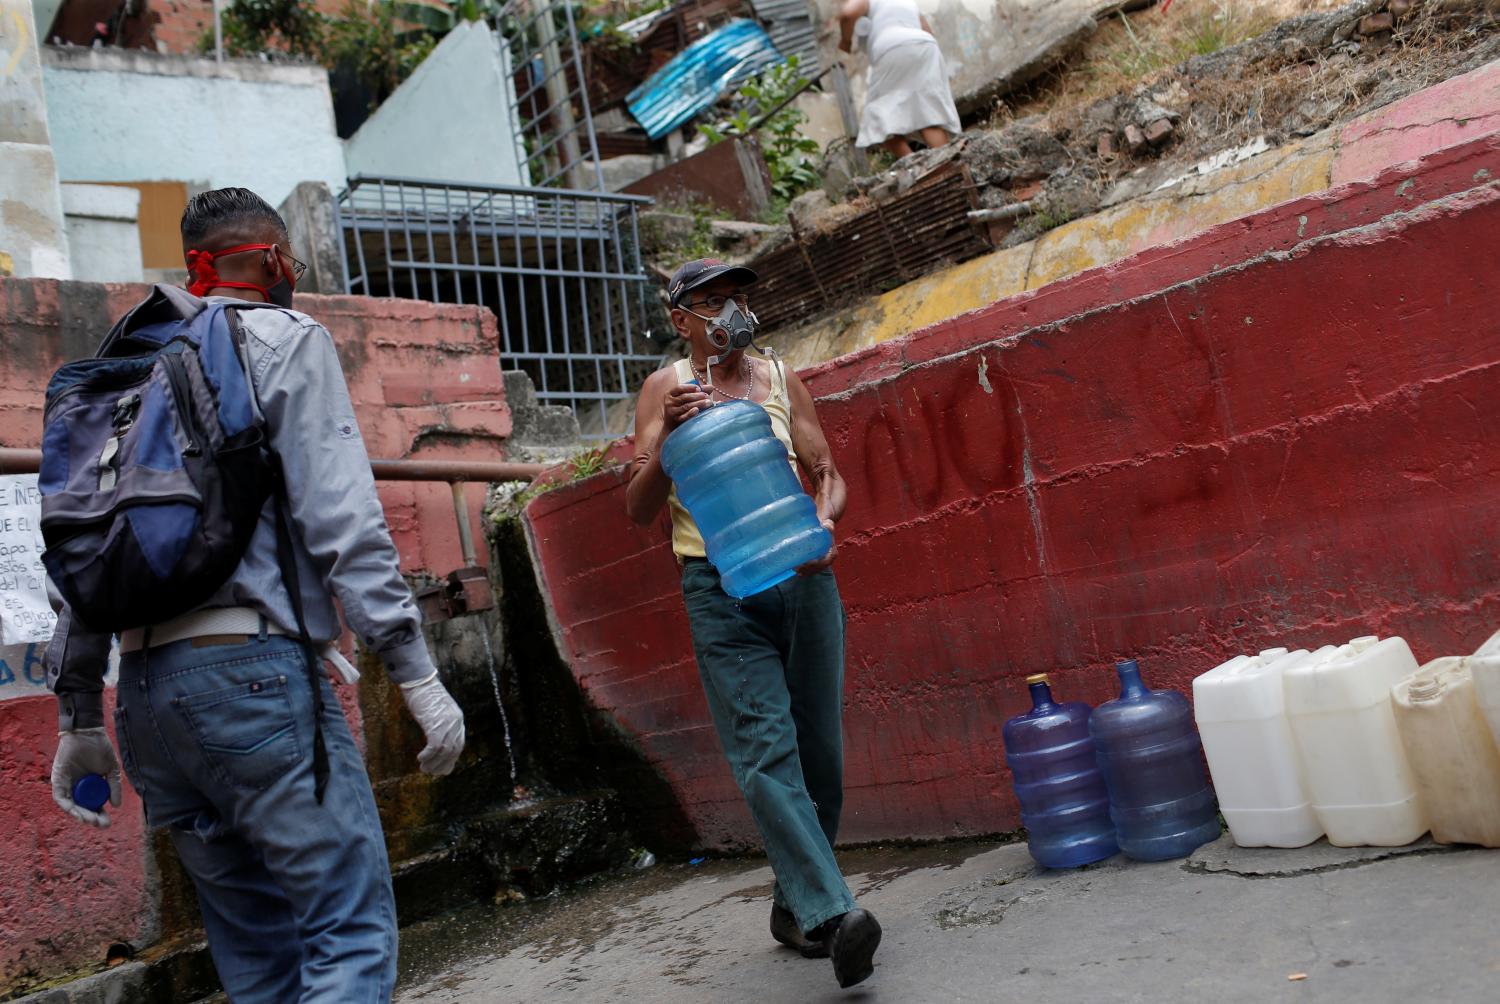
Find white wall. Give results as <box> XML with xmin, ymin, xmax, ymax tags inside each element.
<box><xmin>1</xmin><ymin>0</ymin><xmax>71</xmax><ymax>278</ymax></box>
<box><xmin>61</xmin><ymin>183</ymin><xmax>143</xmax><ymax>283</ymax></box>
<box><xmin>345</xmin><ymin>22</ymin><xmax>526</xmax><ymax>188</ymax></box>
<box><xmin>41</xmin><ymin>47</ymin><xmax>347</xmax><ymax>208</ymax></box>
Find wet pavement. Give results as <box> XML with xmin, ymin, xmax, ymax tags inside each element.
<box><xmin>393</xmin><ymin>835</ymin><xmax>1499</xmax><ymax>1003</ymax></box>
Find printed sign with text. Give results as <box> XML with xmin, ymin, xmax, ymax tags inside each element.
<box><xmin>0</xmin><ymin>473</ymin><xmax>56</xmax><ymax>645</ymax></box>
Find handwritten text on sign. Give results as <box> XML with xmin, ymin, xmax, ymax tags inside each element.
<box><xmin>0</xmin><ymin>474</ymin><xmax>56</xmax><ymax>645</ymax></box>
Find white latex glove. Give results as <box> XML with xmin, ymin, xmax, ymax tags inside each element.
<box><xmin>398</xmin><ymin>671</ymin><xmax>466</xmax><ymax>776</ymax></box>
<box><xmin>51</xmin><ymin>728</ymin><xmax>123</xmax><ymax>828</ymax></box>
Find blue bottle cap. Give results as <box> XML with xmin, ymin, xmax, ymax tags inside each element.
<box><xmin>72</xmin><ymin>773</ymin><xmax>110</xmax><ymax>813</ymax></box>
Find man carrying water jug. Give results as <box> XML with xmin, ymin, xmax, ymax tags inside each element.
<box><xmin>626</xmin><ymin>258</ymin><xmax>882</xmax><ymax>988</ymax></box>
<box><xmin>44</xmin><ymin>188</ymin><xmax>466</xmax><ymax>1003</ymax></box>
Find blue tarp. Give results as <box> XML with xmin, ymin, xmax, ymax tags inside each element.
<box><xmin>626</xmin><ymin>19</ymin><xmax>784</xmax><ymax>140</ymax></box>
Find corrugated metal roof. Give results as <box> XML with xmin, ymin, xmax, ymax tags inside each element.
<box><xmin>749</xmin><ymin>0</ymin><xmax>821</xmax><ymax>71</ymax></box>
<box><xmin>626</xmin><ymin>19</ymin><xmax>785</xmax><ymax>140</ymax></box>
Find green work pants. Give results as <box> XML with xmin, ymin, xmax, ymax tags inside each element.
<box><xmin>680</xmin><ymin>557</ymin><xmax>856</xmax><ymax>934</ymax></box>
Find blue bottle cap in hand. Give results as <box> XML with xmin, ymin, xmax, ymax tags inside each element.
<box><xmin>73</xmin><ymin>773</ymin><xmax>109</xmax><ymax>813</ymax></box>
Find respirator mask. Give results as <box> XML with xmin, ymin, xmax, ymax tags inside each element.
<box><xmin>694</xmin><ymin>297</ymin><xmax>764</xmax><ymax>378</ymax></box>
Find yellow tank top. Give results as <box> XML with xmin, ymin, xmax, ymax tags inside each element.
<box><xmin>668</xmin><ymin>356</ymin><xmax>798</xmax><ymax>559</ymax></box>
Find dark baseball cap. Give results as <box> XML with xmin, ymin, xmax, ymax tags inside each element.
<box><xmin>667</xmin><ymin>258</ymin><xmax>759</xmax><ymax>308</ymax></box>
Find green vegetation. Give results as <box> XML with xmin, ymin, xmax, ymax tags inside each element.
<box><xmin>702</xmin><ymin>56</ymin><xmax>824</xmax><ymax>203</ymax></box>
<box><xmin>566</xmin><ymin>446</ymin><xmax>613</xmax><ymax>480</ymax></box>
<box><xmin>1097</xmin><ymin>1</ymin><xmax>1283</xmax><ymax>82</ymax></box>
<box><xmin>575</xmin><ymin>0</ymin><xmax>669</xmax><ymax>49</ymax></box>
<box><xmin>1029</xmin><ymin>199</ymin><xmax>1075</xmax><ymax>233</ymax></box>
<box><xmin>490</xmin><ymin>445</ymin><xmax>621</xmax><ymax>525</ymax></box>
<box><xmin>205</xmin><ymin>0</ymin><xmax>495</xmax><ymax>106</ymax></box>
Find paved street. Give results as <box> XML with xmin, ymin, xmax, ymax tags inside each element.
<box><xmin>394</xmin><ymin>836</ymin><xmax>1500</xmax><ymax>1003</ymax></box>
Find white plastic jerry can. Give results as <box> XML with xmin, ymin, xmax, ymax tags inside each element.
<box><xmin>1283</xmin><ymin>636</ymin><xmax>1427</xmax><ymax>847</ymax></box>
<box><xmin>1392</xmin><ymin>657</ymin><xmax>1500</xmax><ymax>848</ymax></box>
<box><xmin>1468</xmin><ymin>628</ymin><xmax>1500</xmax><ymax>749</ymax></box>
<box><xmin>1194</xmin><ymin>647</ymin><xmax>1323</xmax><ymax>848</ymax></box>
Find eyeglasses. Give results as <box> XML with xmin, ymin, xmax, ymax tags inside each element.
<box><xmin>684</xmin><ymin>294</ymin><xmax>749</xmax><ymax>312</ymax></box>
<box><xmin>280</xmin><ymin>249</ymin><xmax>307</xmax><ymax>282</ymax></box>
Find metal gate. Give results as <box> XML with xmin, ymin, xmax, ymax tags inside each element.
<box><xmin>339</xmin><ymin>176</ymin><xmax>658</xmax><ymax>440</ymax></box>
<box><xmin>337</xmin><ymin>2</ymin><xmax>665</xmax><ymax>441</ymax></box>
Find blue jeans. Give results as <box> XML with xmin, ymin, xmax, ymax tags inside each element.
<box><xmin>680</xmin><ymin>559</ymin><xmax>856</xmax><ymax>934</ymax></box>
<box><xmin>114</xmin><ymin>634</ymin><xmax>396</xmax><ymax>1003</ymax></box>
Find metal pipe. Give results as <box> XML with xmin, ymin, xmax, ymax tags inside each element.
<box><xmin>0</xmin><ymin>449</ymin><xmax>42</xmax><ymax>474</ymax></box>
<box><xmin>967</xmin><ymin>202</ymin><xmax>1034</xmax><ymax>223</ymax></box>
<box><xmin>451</xmin><ymin>482</ymin><xmax>478</xmax><ymax>568</ymax></box>
<box><xmin>0</xmin><ymin>448</ymin><xmax>545</xmax><ymax>484</ymax></box>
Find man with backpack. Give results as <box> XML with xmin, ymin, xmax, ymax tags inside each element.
<box><xmin>43</xmin><ymin>188</ymin><xmax>465</xmax><ymax>1003</ymax></box>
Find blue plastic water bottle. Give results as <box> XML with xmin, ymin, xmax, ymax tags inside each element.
<box><xmin>72</xmin><ymin>773</ymin><xmax>109</xmax><ymax>813</ymax></box>
<box><xmin>1003</xmin><ymin>673</ymin><xmax>1119</xmax><ymax>868</ymax></box>
<box><xmin>1089</xmin><ymin>659</ymin><xmax>1220</xmax><ymax>861</ymax></box>
<box><xmin>660</xmin><ymin>400</ymin><xmax>831</xmax><ymax>598</ymax></box>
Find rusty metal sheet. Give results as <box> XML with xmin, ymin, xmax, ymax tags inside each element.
<box><xmin>750</xmin><ymin>162</ymin><xmax>989</xmax><ymax>332</ymax></box>
<box><xmin>623</xmin><ymin>137</ymin><xmax>773</xmax><ymax>219</ymax></box>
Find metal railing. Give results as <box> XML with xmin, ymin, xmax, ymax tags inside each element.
<box><xmin>338</xmin><ymin>176</ymin><xmax>663</xmax><ymax>441</ymax></box>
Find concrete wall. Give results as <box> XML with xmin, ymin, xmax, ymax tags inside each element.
<box><xmin>344</xmin><ymin>22</ymin><xmax>526</xmax><ymax>189</ymax></box>
<box><xmin>521</xmin><ymin>131</ymin><xmax>1500</xmax><ymax>850</ymax></box>
<box><xmin>0</xmin><ymin>283</ymin><xmax>508</xmax><ymax>992</ymax></box>
<box><xmin>40</xmin><ymin>47</ymin><xmax>347</xmax><ymax>208</ymax></box>
<box><xmin>1</xmin><ymin>0</ymin><xmax>71</xmax><ymax>279</ymax></box>
<box><xmin>60</xmin><ymin>183</ymin><xmax>143</xmax><ymax>283</ymax></box>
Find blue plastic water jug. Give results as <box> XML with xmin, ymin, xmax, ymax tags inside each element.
<box><xmin>1089</xmin><ymin>659</ymin><xmax>1220</xmax><ymax>861</ymax></box>
<box><xmin>1002</xmin><ymin>673</ymin><xmax>1119</xmax><ymax>868</ymax></box>
<box><xmin>660</xmin><ymin>400</ymin><xmax>831</xmax><ymax>598</ymax></box>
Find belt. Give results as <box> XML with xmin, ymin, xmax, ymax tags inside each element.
<box><xmin>119</xmin><ymin>607</ymin><xmax>284</xmax><ymax>652</ymax></box>
<box><xmin>118</xmin><ymin>607</ymin><xmax>361</xmax><ymax>683</ymax></box>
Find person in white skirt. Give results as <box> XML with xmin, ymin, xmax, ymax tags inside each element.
<box><xmin>837</xmin><ymin>0</ymin><xmax>961</xmax><ymax>158</ymax></box>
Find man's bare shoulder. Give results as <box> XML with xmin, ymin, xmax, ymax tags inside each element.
<box><xmin>641</xmin><ymin>362</ymin><xmax>688</xmax><ymax>395</ymax></box>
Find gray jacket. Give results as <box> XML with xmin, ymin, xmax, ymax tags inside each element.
<box><xmin>47</xmin><ymin>287</ymin><xmax>435</xmax><ymax>730</ymax></box>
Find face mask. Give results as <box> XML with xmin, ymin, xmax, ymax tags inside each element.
<box><xmin>263</xmin><ymin>275</ymin><xmax>294</xmax><ymax>309</ymax></box>
<box><xmin>702</xmin><ymin>299</ymin><xmax>759</xmax><ymax>366</ymax></box>
<box><xmin>186</xmin><ymin>243</ymin><xmax>297</xmax><ymax>307</ymax></box>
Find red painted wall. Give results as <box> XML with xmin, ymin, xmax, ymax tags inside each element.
<box><xmin>0</xmin><ymin>282</ymin><xmax>506</xmax><ymax>990</ymax></box>
<box><xmin>524</xmin><ymin>140</ymin><xmax>1500</xmax><ymax>849</ymax></box>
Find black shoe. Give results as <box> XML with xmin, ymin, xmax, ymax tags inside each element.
<box><xmin>770</xmin><ymin>904</ymin><xmax>830</xmax><ymax>959</ymax></box>
<box><xmin>829</xmin><ymin>909</ymin><xmax>882</xmax><ymax>988</ymax></box>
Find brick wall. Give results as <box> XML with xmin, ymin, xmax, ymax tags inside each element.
<box><xmin>523</xmin><ymin>136</ymin><xmax>1500</xmax><ymax>849</ymax></box>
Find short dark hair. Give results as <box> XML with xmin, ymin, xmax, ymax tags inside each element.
<box><xmin>180</xmin><ymin>187</ymin><xmax>287</xmax><ymax>249</ymax></box>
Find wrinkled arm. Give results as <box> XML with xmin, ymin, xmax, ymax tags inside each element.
<box><xmin>626</xmin><ymin>370</ymin><xmax>675</xmax><ymax>525</ymax></box>
<box><xmin>45</xmin><ymin>598</ymin><xmax>112</xmax><ymax>731</ymax></box>
<box><xmin>787</xmin><ymin>367</ymin><xmax>846</xmax><ymax>526</ymax></box>
<box><xmin>253</xmin><ymin>320</ymin><xmax>436</xmax><ymax>685</ymax></box>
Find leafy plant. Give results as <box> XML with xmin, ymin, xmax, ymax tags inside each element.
<box><xmin>204</xmin><ymin>0</ymin><xmax>326</xmax><ymax>58</ymax></box>
<box><xmin>206</xmin><ymin>0</ymin><xmax>485</xmax><ymax>106</ymax></box>
<box><xmin>567</xmin><ymin>446</ymin><xmax>614</xmax><ymax>480</ymax></box>
<box><xmin>701</xmin><ymin>55</ymin><xmax>824</xmax><ymax>203</ymax></box>
<box><xmin>324</xmin><ymin>0</ymin><xmax>437</xmax><ymax>107</ymax></box>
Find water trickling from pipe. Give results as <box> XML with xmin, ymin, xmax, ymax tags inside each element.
<box><xmin>478</xmin><ymin>628</ymin><xmax>519</xmax><ymax>798</ymax></box>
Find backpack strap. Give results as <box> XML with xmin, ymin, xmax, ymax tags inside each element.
<box><xmin>226</xmin><ymin>306</ymin><xmax>330</xmax><ymax>803</ymax></box>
